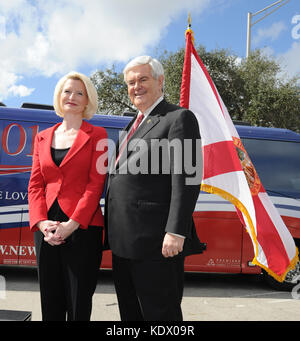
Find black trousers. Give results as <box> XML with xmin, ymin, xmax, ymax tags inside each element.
<box><xmin>112</xmin><ymin>254</ymin><xmax>185</xmax><ymax>321</ymax></box>
<box><xmin>34</xmin><ymin>227</ymin><xmax>103</xmax><ymax>321</ymax></box>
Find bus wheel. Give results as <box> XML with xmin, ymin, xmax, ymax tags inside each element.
<box><xmin>263</xmin><ymin>262</ymin><xmax>300</xmax><ymax>291</ymax></box>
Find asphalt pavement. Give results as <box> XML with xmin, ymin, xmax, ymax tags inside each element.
<box><xmin>1</xmin><ymin>265</ymin><xmax>299</xmax><ymax>321</ymax></box>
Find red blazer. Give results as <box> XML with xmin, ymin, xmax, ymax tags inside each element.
<box><xmin>28</xmin><ymin>120</ymin><xmax>107</xmax><ymax>231</ymax></box>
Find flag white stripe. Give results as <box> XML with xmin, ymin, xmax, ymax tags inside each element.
<box><xmin>190</xmin><ymin>54</ymin><xmax>233</xmax><ymax>145</ymax></box>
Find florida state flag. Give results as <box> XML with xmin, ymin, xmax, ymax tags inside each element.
<box><xmin>180</xmin><ymin>27</ymin><xmax>298</xmax><ymax>281</ymax></box>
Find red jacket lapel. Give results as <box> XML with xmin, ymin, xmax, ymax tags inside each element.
<box><xmin>60</xmin><ymin>121</ymin><xmax>92</xmax><ymax>167</ymax></box>
<box><xmin>38</xmin><ymin>120</ymin><xmax>92</xmax><ymax>168</ymax></box>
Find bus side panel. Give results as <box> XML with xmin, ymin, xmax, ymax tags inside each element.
<box><xmin>282</xmin><ymin>216</ymin><xmax>300</xmax><ymax>239</ymax></box>
<box><xmin>101</xmin><ymin>250</ymin><xmax>112</xmax><ymax>269</ymax></box>
<box><xmin>184</xmin><ymin>210</ymin><xmax>243</xmax><ymax>273</ymax></box>
<box><xmin>19</xmin><ymin>226</ymin><xmax>36</xmax><ymax>266</ymax></box>
<box><xmin>0</xmin><ymin>227</ymin><xmax>21</xmax><ymax>265</ymax></box>
<box><xmin>0</xmin><ymin>118</ymin><xmax>51</xmax><ymax>265</ymax></box>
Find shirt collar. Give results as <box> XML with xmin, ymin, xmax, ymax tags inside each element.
<box><xmin>139</xmin><ymin>96</ymin><xmax>164</xmax><ymax>118</ymax></box>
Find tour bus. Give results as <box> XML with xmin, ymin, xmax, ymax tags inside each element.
<box><xmin>0</xmin><ymin>104</ymin><xmax>299</xmax><ymax>290</ymax></box>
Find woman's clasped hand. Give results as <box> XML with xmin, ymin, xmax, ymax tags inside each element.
<box><xmin>37</xmin><ymin>219</ymin><xmax>80</xmax><ymax>246</ymax></box>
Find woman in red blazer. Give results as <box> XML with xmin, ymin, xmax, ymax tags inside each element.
<box><xmin>28</xmin><ymin>71</ymin><xmax>107</xmax><ymax>321</ymax></box>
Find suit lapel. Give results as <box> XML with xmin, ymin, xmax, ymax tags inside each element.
<box><xmin>119</xmin><ymin>100</ymin><xmax>167</xmax><ymax>166</ymax></box>
<box><xmin>133</xmin><ymin>99</ymin><xmax>167</xmax><ymax>142</ymax></box>
<box><xmin>123</xmin><ymin>115</ymin><xmax>160</xmax><ymax>160</ymax></box>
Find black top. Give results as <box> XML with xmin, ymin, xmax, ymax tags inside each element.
<box><xmin>51</xmin><ymin>147</ymin><xmax>70</xmax><ymax>167</ymax></box>
<box><xmin>48</xmin><ymin>147</ymin><xmax>70</xmax><ymax>221</ymax></box>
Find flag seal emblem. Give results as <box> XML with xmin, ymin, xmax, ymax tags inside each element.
<box><xmin>233</xmin><ymin>137</ymin><xmax>262</xmax><ymax>196</ymax></box>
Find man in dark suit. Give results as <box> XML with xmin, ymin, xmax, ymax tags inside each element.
<box><xmin>105</xmin><ymin>55</ymin><xmax>205</xmax><ymax>321</ymax></box>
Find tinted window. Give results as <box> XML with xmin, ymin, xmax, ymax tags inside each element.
<box><xmin>242</xmin><ymin>139</ymin><xmax>300</xmax><ymax>198</ymax></box>
<box><xmin>105</xmin><ymin>127</ymin><xmax>120</xmax><ymax>161</ymax></box>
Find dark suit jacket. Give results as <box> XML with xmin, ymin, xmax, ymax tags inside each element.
<box><xmin>28</xmin><ymin>120</ymin><xmax>107</xmax><ymax>231</ymax></box>
<box><xmin>105</xmin><ymin>99</ymin><xmax>205</xmax><ymax>260</ymax></box>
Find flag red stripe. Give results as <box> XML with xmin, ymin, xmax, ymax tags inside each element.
<box><xmin>254</xmin><ymin>195</ymin><xmax>290</xmax><ymax>275</ymax></box>
<box><xmin>203</xmin><ymin>141</ymin><xmax>242</xmax><ymax>179</ymax></box>
<box><xmin>180</xmin><ymin>31</ymin><xmax>192</xmax><ymax>109</ymax></box>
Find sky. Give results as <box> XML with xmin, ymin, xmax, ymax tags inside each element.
<box><xmin>0</xmin><ymin>0</ymin><xmax>299</xmax><ymax>109</ymax></box>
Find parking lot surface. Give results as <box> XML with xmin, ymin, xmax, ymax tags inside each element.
<box><xmin>0</xmin><ymin>266</ymin><xmax>299</xmax><ymax>321</ymax></box>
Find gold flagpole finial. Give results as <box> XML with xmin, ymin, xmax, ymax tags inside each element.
<box><xmin>185</xmin><ymin>12</ymin><xmax>195</xmax><ymax>44</ymax></box>
<box><xmin>188</xmin><ymin>12</ymin><xmax>192</xmax><ymax>28</ymax></box>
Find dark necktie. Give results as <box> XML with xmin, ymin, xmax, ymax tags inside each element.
<box><xmin>115</xmin><ymin>112</ymin><xmax>144</xmax><ymax>166</ymax></box>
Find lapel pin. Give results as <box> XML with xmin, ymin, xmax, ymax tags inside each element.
<box><xmin>147</xmin><ymin>119</ymin><xmax>151</xmax><ymax>124</ymax></box>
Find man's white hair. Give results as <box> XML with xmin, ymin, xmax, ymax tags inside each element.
<box><xmin>123</xmin><ymin>55</ymin><xmax>164</xmax><ymax>87</ymax></box>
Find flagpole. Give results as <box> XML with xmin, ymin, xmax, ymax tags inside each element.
<box><xmin>185</xmin><ymin>12</ymin><xmax>195</xmax><ymax>45</ymax></box>
<box><xmin>188</xmin><ymin>12</ymin><xmax>191</xmax><ymax>28</ymax></box>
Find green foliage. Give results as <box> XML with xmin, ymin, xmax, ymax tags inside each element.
<box><xmin>238</xmin><ymin>50</ymin><xmax>300</xmax><ymax>131</ymax></box>
<box><xmin>90</xmin><ymin>66</ymin><xmax>135</xmax><ymax>115</ymax></box>
<box><xmin>90</xmin><ymin>47</ymin><xmax>300</xmax><ymax>132</ymax></box>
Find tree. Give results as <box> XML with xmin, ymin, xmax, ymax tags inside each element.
<box><xmin>238</xmin><ymin>50</ymin><xmax>300</xmax><ymax>131</ymax></box>
<box><xmin>160</xmin><ymin>45</ymin><xmax>245</xmax><ymax>120</ymax></box>
<box><xmin>90</xmin><ymin>47</ymin><xmax>300</xmax><ymax>132</ymax></box>
<box><xmin>90</xmin><ymin>66</ymin><xmax>135</xmax><ymax>115</ymax></box>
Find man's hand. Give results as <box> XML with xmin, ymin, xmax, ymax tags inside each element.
<box><xmin>162</xmin><ymin>233</ymin><xmax>184</xmax><ymax>258</ymax></box>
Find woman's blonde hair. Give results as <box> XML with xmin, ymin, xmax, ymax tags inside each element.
<box><xmin>53</xmin><ymin>71</ymin><xmax>98</xmax><ymax>120</ymax></box>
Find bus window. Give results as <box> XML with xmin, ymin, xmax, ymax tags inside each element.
<box><xmin>242</xmin><ymin>139</ymin><xmax>300</xmax><ymax>199</ymax></box>
<box><xmin>104</xmin><ymin>127</ymin><xmax>120</xmax><ymax>163</ymax></box>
